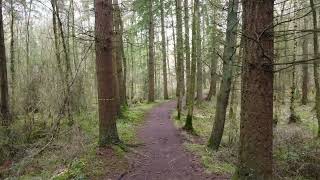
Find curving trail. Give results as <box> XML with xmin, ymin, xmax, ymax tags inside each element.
<box><xmin>121</xmin><ymin>101</ymin><xmax>227</xmax><ymax>180</ymax></box>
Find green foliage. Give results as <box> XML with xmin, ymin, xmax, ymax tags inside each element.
<box><xmin>175</xmin><ymin>99</ymin><xmax>320</xmax><ymax>179</ymax></box>
<box><xmin>185</xmin><ymin>143</ymin><xmax>235</xmax><ymax>175</ymax></box>
<box><xmin>52</xmin><ymin>159</ymin><xmax>86</xmax><ymax>180</ymax></box>
<box><xmin>1</xmin><ymin>102</ymin><xmax>158</xmax><ymax>179</ymax></box>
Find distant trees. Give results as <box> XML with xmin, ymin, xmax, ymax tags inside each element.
<box><xmin>95</xmin><ymin>0</ymin><xmax>120</xmax><ymax>146</ymax></box>
<box><xmin>2</xmin><ymin>0</ymin><xmax>320</xmax><ymax>176</ymax></box>
<box><xmin>235</xmin><ymin>0</ymin><xmax>274</xmax><ymax>178</ymax></box>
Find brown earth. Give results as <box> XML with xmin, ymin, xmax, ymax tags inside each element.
<box><xmin>120</xmin><ymin>101</ymin><xmax>228</xmax><ymax>180</ymax></box>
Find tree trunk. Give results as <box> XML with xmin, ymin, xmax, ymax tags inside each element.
<box><xmin>0</xmin><ymin>0</ymin><xmax>10</xmax><ymax>125</ymax></box>
<box><xmin>206</xmin><ymin>57</ymin><xmax>217</xmax><ymax>101</ymax></box>
<box><xmin>51</xmin><ymin>0</ymin><xmax>63</xmax><ymax>77</ymax></box>
<box><xmin>235</xmin><ymin>0</ymin><xmax>274</xmax><ymax>178</ymax></box>
<box><xmin>55</xmin><ymin>0</ymin><xmax>73</xmax><ymax>123</ymax></box>
<box><xmin>310</xmin><ymin>0</ymin><xmax>320</xmax><ymax>137</ymax></box>
<box><xmin>25</xmin><ymin>0</ymin><xmax>32</xmax><ymax>80</ymax></box>
<box><xmin>176</xmin><ymin>0</ymin><xmax>184</xmax><ymax>119</ymax></box>
<box><xmin>289</xmin><ymin>0</ymin><xmax>300</xmax><ymax>124</ymax></box>
<box><xmin>171</xmin><ymin>16</ymin><xmax>179</xmax><ymax>98</ymax></box>
<box><xmin>196</xmin><ymin>6</ymin><xmax>203</xmax><ymax>101</ymax></box>
<box><xmin>95</xmin><ymin>0</ymin><xmax>120</xmax><ymax>146</ymax></box>
<box><xmin>160</xmin><ymin>0</ymin><xmax>169</xmax><ymax>100</ymax></box>
<box><xmin>10</xmin><ymin>0</ymin><xmax>15</xmax><ymax>110</ymax></box>
<box><xmin>24</xmin><ymin>0</ymin><xmax>34</xmax><ymax>115</ymax></box>
<box><xmin>148</xmin><ymin>0</ymin><xmax>155</xmax><ymax>103</ymax></box>
<box><xmin>120</xmin><ymin>25</ymin><xmax>127</xmax><ymax>106</ymax></box>
<box><xmin>301</xmin><ymin>14</ymin><xmax>309</xmax><ymax>105</ymax></box>
<box><xmin>184</xmin><ymin>0</ymin><xmax>191</xmax><ymax>105</ymax></box>
<box><xmin>185</xmin><ymin>0</ymin><xmax>199</xmax><ymax>131</ymax></box>
<box><xmin>114</xmin><ymin>0</ymin><xmax>126</xmax><ymax>107</ymax></box>
<box><xmin>206</xmin><ymin>11</ymin><xmax>218</xmax><ymax>101</ymax></box>
<box><xmin>208</xmin><ymin>0</ymin><xmax>239</xmax><ymax>150</ymax></box>
<box><xmin>130</xmin><ymin>25</ymin><xmax>135</xmax><ymax>101</ymax></box>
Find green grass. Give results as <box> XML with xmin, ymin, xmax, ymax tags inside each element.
<box><xmin>117</xmin><ymin>103</ymin><xmax>157</xmax><ymax>143</ymax></box>
<box><xmin>174</xmin><ymin>99</ymin><xmax>320</xmax><ymax>179</ymax></box>
<box><xmin>185</xmin><ymin>143</ymin><xmax>235</xmax><ymax>175</ymax></box>
<box><xmin>1</xmin><ymin>102</ymin><xmax>159</xmax><ymax>179</ymax></box>
<box><xmin>173</xmin><ymin>100</ymin><xmax>236</xmax><ymax>176</ymax></box>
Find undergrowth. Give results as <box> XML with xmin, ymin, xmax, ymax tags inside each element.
<box><xmin>174</xmin><ymin>99</ymin><xmax>320</xmax><ymax>179</ymax></box>
<box><xmin>0</xmin><ymin>102</ymin><xmax>157</xmax><ymax>179</ymax></box>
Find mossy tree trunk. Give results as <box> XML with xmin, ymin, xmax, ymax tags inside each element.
<box><xmin>208</xmin><ymin>0</ymin><xmax>239</xmax><ymax>150</ymax></box>
<box><xmin>206</xmin><ymin>10</ymin><xmax>218</xmax><ymax>101</ymax></box>
<box><xmin>185</xmin><ymin>0</ymin><xmax>199</xmax><ymax>131</ymax></box>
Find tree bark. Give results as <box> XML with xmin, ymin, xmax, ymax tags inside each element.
<box><xmin>235</xmin><ymin>0</ymin><xmax>274</xmax><ymax>178</ymax></box>
<box><xmin>206</xmin><ymin>11</ymin><xmax>218</xmax><ymax>101</ymax></box>
<box><xmin>160</xmin><ymin>0</ymin><xmax>169</xmax><ymax>100</ymax></box>
<box><xmin>310</xmin><ymin>0</ymin><xmax>320</xmax><ymax>137</ymax></box>
<box><xmin>95</xmin><ymin>0</ymin><xmax>120</xmax><ymax>146</ymax></box>
<box><xmin>184</xmin><ymin>0</ymin><xmax>191</xmax><ymax>105</ymax></box>
<box><xmin>196</xmin><ymin>5</ymin><xmax>203</xmax><ymax>101</ymax></box>
<box><xmin>289</xmin><ymin>0</ymin><xmax>300</xmax><ymax>124</ymax></box>
<box><xmin>301</xmin><ymin>11</ymin><xmax>309</xmax><ymax>105</ymax></box>
<box><xmin>0</xmin><ymin>0</ymin><xmax>11</xmax><ymax>125</ymax></box>
<box><xmin>120</xmin><ymin>20</ymin><xmax>127</xmax><ymax>105</ymax></box>
<box><xmin>208</xmin><ymin>0</ymin><xmax>239</xmax><ymax>150</ymax></box>
<box><xmin>148</xmin><ymin>0</ymin><xmax>155</xmax><ymax>103</ymax></box>
<box><xmin>176</xmin><ymin>0</ymin><xmax>184</xmax><ymax>119</ymax></box>
<box><xmin>55</xmin><ymin>0</ymin><xmax>73</xmax><ymax>123</ymax></box>
<box><xmin>10</xmin><ymin>0</ymin><xmax>15</xmax><ymax>109</ymax></box>
<box><xmin>185</xmin><ymin>0</ymin><xmax>199</xmax><ymax>131</ymax></box>
<box><xmin>114</xmin><ymin>0</ymin><xmax>126</xmax><ymax>107</ymax></box>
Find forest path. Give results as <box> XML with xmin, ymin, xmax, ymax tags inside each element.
<box><xmin>121</xmin><ymin>101</ymin><xmax>226</xmax><ymax>180</ymax></box>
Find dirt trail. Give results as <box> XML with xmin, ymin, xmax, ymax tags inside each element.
<box><xmin>121</xmin><ymin>101</ymin><xmax>227</xmax><ymax>180</ymax></box>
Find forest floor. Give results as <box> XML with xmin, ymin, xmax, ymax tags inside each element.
<box><xmin>2</xmin><ymin>97</ymin><xmax>319</xmax><ymax>179</ymax></box>
<box><xmin>0</xmin><ymin>102</ymin><xmax>159</xmax><ymax>179</ymax></box>
<box><xmin>174</xmin><ymin>98</ymin><xmax>320</xmax><ymax>180</ymax></box>
<box><xmin>120</xmin><ymin>101</ymin><xmax>228</xmax><ymax>180</ymax></box>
